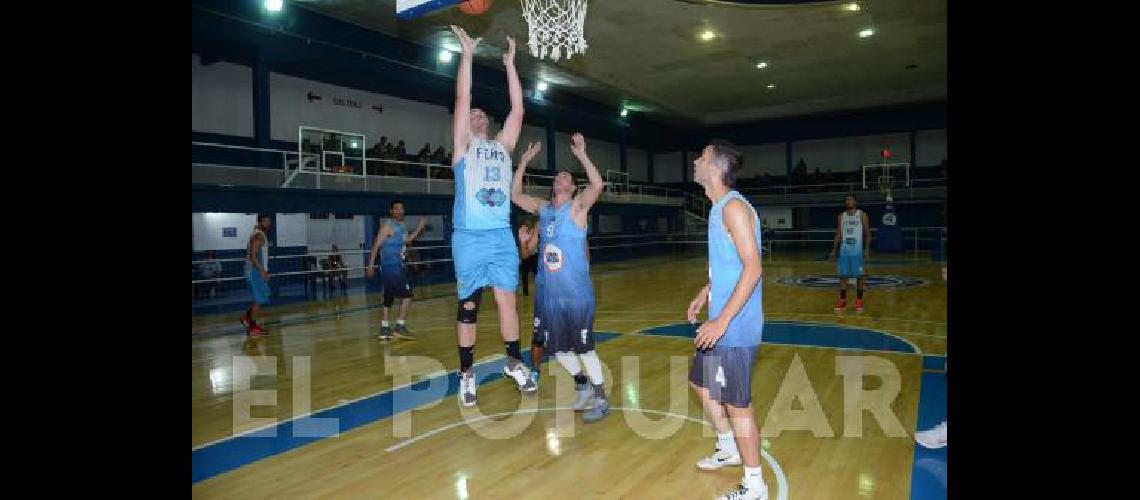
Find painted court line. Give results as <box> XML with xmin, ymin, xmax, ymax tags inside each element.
<box><xmin>596</xmin><ymin>310</ymin><xmax>946</xmax><ymax>327</ymax></box>
<box><xmin>385</xmin><ymin>405</ymin><xmax>789</xmax><ymax>500</ymax></box>
<box><xmin>192</xmin><ymin>333</ymin><xmax>621</xmax><ymax>483</ymax></box>
<box><xmin>190</xmin><ymin>353</ymin><xmax>507</xmax><ymax>453</ymax></box>
<box><xmin>194</xmin><ymin>323</ymin><xmax>942</xmax><ymax>491</ymax></box>
<box><xmin>635</xmin><ymin>321</ymin><xmax>923</xmax><ymax>355</ymax></box>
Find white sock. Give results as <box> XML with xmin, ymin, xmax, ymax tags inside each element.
<box><xmin>555</xmin><ymin>352</ymin><xmax>583</xmax><ymax>380</ymax></box>
<box><xmin>717</xmin><ymin>432</ymin><xmax>738</xmax><ymax>454</ymax></box>
<box><xmin>580</xmin><ymin>350</ymin><xmax>605</xmax><ymax>386</ymax></box>
<box><xmin>381</xmin><ymin>320</ymin><xmax>390</xmax><ymax>327</ymax></box>
<box><xmin>743</xmin><ymin>466</ymin><xmax>764</xmax><ymax>490</ymax></box>
<box><xmin>396</xmin><ymin>319</ymin><xmax>406</xmax><ymax>325</ymax></box>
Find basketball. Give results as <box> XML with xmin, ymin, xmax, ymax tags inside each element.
<box><xmin>457</xmin><ymin>0</ymin><xmax>492</xmax><ymax>15</ymax></box>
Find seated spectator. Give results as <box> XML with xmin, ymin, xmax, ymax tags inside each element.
<box><xmin>432</xmin><ymin>146</ymin><xmax>447</xmax><ymax>163</ymax></box>
<box><xmin>367</xmin><ymin>137</ymin><xmax>388</xmax><ymax>162</ymax></box>
<box><xmin>196</xmin><ymin>251</ymin><xmax>223</xmax><ymax>299</ymax></box>
<box><xmin>793</xmin><ymin>159</ymin><xmax>807</xmax><ymax>185</ymax></box>
<box><xmin>379</xmin><ymin>144</ymin><xmax>400</xmax><ymax>176</ymax></box>
<box><xmin>417</xmin><ymin>143</ymin><xmax>432</xmax><ymax>161</ymax></box>
<box><xmin>327</xmin><ymin>244</ymin><xmax>349</xmax><ymax>291</ymax></box>
<box><xmin>396</xmin><ymin>140</ymin><xmax>407</xmax><ymax>159</ymax></box>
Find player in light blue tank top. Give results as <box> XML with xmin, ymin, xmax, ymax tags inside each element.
<box><xmin>512</xmin><ymin>134</ymin><xmax>611</xmax><ymax>422</ymax></box>
<box><xmin>367</xmin><ymin>200</ymin><xmax>426</xmax><ymax>341</ymax></box>
<box><xmin>447</xmin><ymin>26</ymin><xmax>534</xmax><ymax>407</ymax></box>
<box><xmin>706</xmin><ymin>190</ymin><xmax>764</xmax><ymax>347</ymax></box>
<box><xmin>685</xmin><ymin>141</ymin><xmax>770</xmax><ymax>500</ymax></box>
<box><xmin>240</xmin><ymin>214</ymin><xmax>273</xmax><ymax>336</ymax></box>
<box><xmin>830</xmin><ymin>193</ymin><xmax>872</xmax><ymax>313</ymax></box>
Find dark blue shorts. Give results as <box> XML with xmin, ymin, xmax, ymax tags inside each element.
<box><xmin>689</xmin><ymin>344</ymin><xmax>759</xmax><ymax>408</ymax></box>
<box><xmin>537</xmin><ymin>297</ymin><xmax>596</xmax><ymax>355</ymax></box>
<box><xmin>381</xmin><ymin>266</ymin><xmax>413</xmax><ymax>306</ymax></box>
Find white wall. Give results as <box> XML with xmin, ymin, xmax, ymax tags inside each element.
<box><xmin>269</xmin><ymin>72</ymin><xmax>453</xmax><ymax>153</ymax></box>
<box><xmin>653</xmin><ymin>152</ymin><xmax>682</xmax><ymax>183</ymax></box>
<box><xmin>740</xmin><ymin>143</ymin><xmax>787</xmax><ymax>178</ymax></box>
<box><xmin>510</xmin><ymin>128</ymin><xmax>626</xmax><ymax>181</ymax></box>
<box><xmin>589</xmin><ymin>138</ymin><xmax>621</xmax><ymax>175</ymax></box>
<box><xmin>791</xmin><ymin>132</ymin><xmax>910</xmax><ymax>172</ymax></box>
<box><xmin>628</xmin><ymin>148</ymin><xmax>648</xmax><ymax>182</ymax></box>
<box><xmin>275</xmin><ymin>213</ymin><xmax>309</xmax><ymax>247</ymax></box>
<box><xmin>518</xmin><ymin>124</ymin><xmax>548</xmax><ymax>170</ymax></box>
<box><xmin>307</xmin><ymin>215</ymin><xmax>366</xmax><ymax>251</ymax></box>
<box><xmin>554</xmin><ymin>131</ymin><xmax>577</xmax><ymax>172</ymax></box>
<box><xmin>916</xmin><ymin>128</ymin><xmax>947</xmax><ymax>167</ymax></box>
<box><xmin>307</xmin><ymin>215</ymin><xmax>368</xmax><ymax>277</ymax></box>
<box><xmin>192</xmin><ymin>55</ymin><xmax>254</xmax><ymax>137</ymax></box>
<box><xmin>757</xmin><ymin>207</ymin><xmax>793</xmax><ymax>229</ymax></box>
<box><xmin>192</xmin><ymin>213</ymin><xmax>258</xmax><ymax>252</ymax></box>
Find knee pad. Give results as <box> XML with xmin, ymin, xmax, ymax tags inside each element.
<box><xmin>456</xmin><ymin>289</ymin><xmax>484</xmax><ymax>324</ymax></box>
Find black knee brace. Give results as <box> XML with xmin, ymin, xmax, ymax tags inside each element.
<box><xmin>456</xmin><ymin>289</ymin><xmax>484</xmax><ymax>324</ymax></box>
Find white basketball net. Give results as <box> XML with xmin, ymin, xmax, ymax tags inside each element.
<box><xmin>521</xmin><ymin>0</ymin><xmax>588</xmax><ymax>62</ymax></box>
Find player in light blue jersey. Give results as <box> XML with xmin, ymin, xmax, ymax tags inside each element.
<box><xmin>829</xmin><ymin>193</ymin><xmax>871</xmax><ymax>313</ymax></box>
<box><xmin>447</xmin><ymin>25</ymin><xmax>534</xmax><ymax>407</ymax></box>
<box><xmin>240</xmin><ymin>214</ymin><xmax>274</xmax><ymax>337</ymax></box>
<box><xmin>512</xmin><ymin>134</ymin><xmax>610</xmax><ymax>423</ymax></box>
<box><xmin>686</xmin><ymin>141</ymin><xmax>769</xmax><ymax>500</ymax></box>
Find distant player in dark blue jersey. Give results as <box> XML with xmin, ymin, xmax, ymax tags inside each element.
<box><xmin>512</xmin><ymin>134</ymin><xmax>610</xmax><ymax>422</ymax></box>
<box><xmin>366</xmin><ymin>199</ymin><xmax>426</xmax><ymax>341</ymax></box>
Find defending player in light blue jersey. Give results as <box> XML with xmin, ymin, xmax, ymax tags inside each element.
<box><xmin>686</xmin><ymin>141</ymin><xmax>769</xmax><ymax>500</ymax></box>
<box><xmin>829</xmin><ymin>193</ymin><xmax>872</xmax><ymax>313</ymax></box>
<box><xmin>512</xmin><ymin>134</ymin><xmax>610</xmax><ymax>423</ymax></box>
<box><xmin>447</xmin><ymin>25</ymin><xmax>534</xmax><ymax>407</ymax></box>
<box><xmin>240</xmin><ymin>214</ymin><xmax>273</xmax><ymax>337</ymax></box>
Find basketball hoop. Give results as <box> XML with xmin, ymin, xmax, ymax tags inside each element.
<box><xmin>521</xmin><ymin>0</ymin><xmax>588</xmax><ymax>62</ymax></box>
<box><xmin>877</xmin><ymin>173</ymin><xmax>894</xmax><ymax>197</ymax></box>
